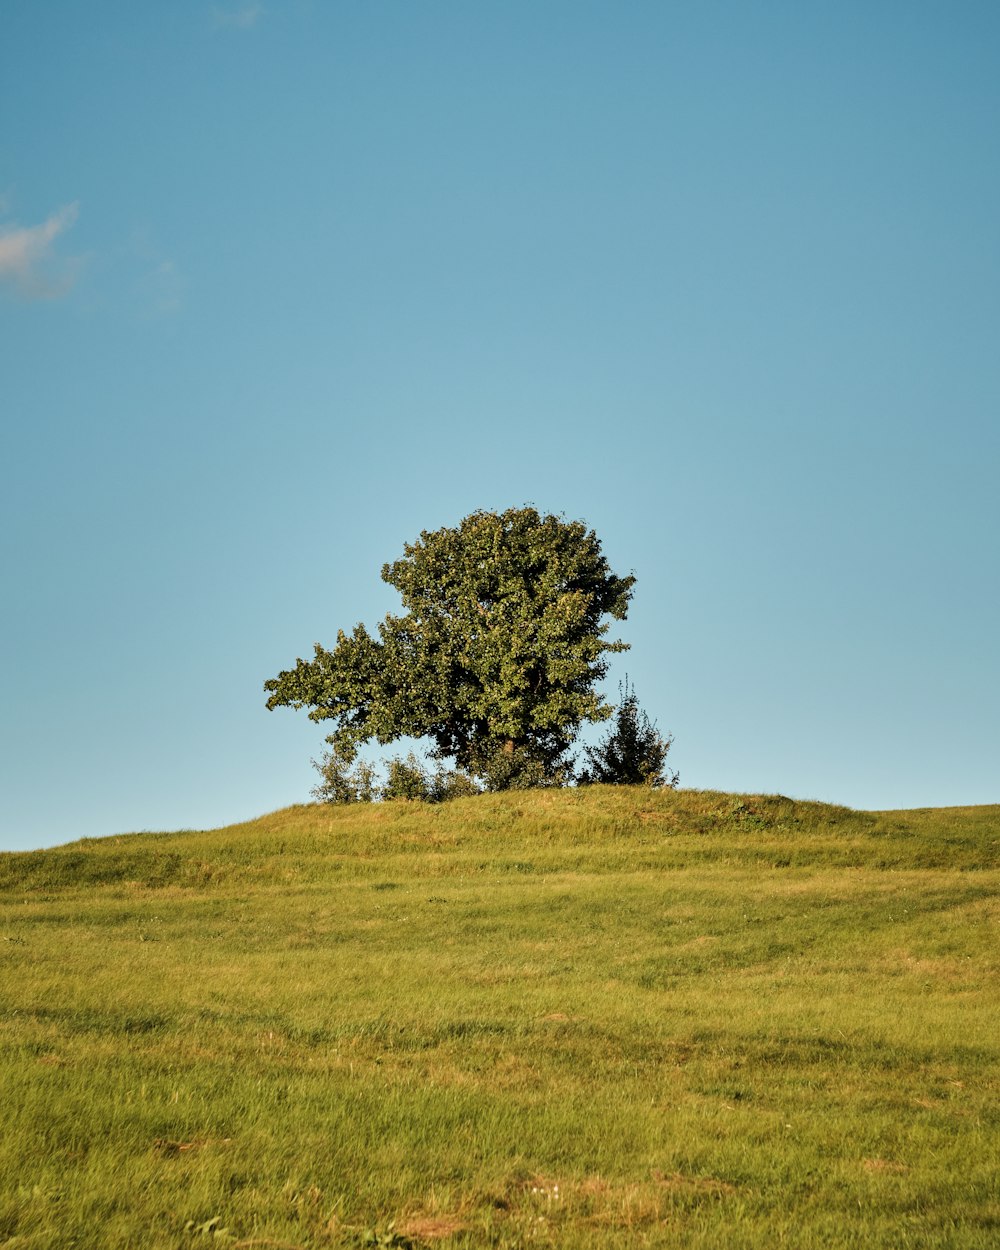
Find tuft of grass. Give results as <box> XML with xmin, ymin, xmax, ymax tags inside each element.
<box><xmin>1</xmin><ymin>787</ymin><xmax>998</xmax><ymax>1248</ymax></box>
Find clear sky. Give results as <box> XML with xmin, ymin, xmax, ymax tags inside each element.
<box><xmin>2</xmin><ymin>1</ymin><xmax>998</xmax><ymax>850</ymax></box>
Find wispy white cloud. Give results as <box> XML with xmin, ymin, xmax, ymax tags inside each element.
<box><xmin>212</xmin><ymin>3</ymin><xmax>264</xmax><ymax>29</ymax></box>
<box><xmin>0</xmin><ymin>203</ymin><xmax>81</xmax><ymax>299</ymax></box>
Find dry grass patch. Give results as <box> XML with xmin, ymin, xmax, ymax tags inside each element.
<box><xmin>651</xmin><ymin>1169</ymin><xmax>738</xmax><ymax>1194</ymax></box>
<box><xmin>397</xmin><ymin>1215</ymin><xmax>467</xmax><ymax>1240</ymax></box>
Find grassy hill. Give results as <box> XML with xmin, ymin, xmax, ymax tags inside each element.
<box><xmin>1</xmin><ymin>789</ymin><xmax>997</xmax><ymax>1248</ymax></box>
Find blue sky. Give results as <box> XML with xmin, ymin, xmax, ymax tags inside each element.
<box><xmin>2</xmin><ymin>1</ymin><xmax>998</xmax><ymax>850</ymax></box>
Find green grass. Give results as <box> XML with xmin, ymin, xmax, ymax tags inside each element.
<box><xmin>1</xmin><ymin>788</ymin><xmax>998</xmax><ymax>1248</ymax></box>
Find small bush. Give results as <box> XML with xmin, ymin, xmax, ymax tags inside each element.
<box><xmin>382</xmin><ymin>753</ymin><xmax>432</xmax><ymax>801</ymax></box>
<box><xmin>311</xmin><ymin>744</ymin><xmax>379</xmax><ymax>804</ymax></box>
<box><xmin>313</xmin><ymin>747</ymin><xmax>482</xmax><ymax>805</ymax></box>
<box><xmin>383</xmin><ymin>753</ymin><xmax>483</xmax><ymax>803</ymax></box>
<box><xmin>577</xmin><ymin>679</ymin><xmax>678</xmax><ymax>788</ymax></box>
<box><xmin>426</xmin><ymin>763</ymin><xmax>481</xmax><ymax>802</ymax></box>
<box><xmin>471</xmin><ymin>742</ymin><xmax>573</xmax><ymax>792</ymax></box>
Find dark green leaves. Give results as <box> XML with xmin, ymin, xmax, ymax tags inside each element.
<box><xmin>265</xmin><ymin>507</ymin><xmax>635</xmax><ymax>790</ymax></box>
<box><xmin>577</xmin><ymin>678</ymin><xmax>678</xmax><ymax>789</ymax></box>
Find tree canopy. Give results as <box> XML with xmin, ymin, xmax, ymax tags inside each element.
<box><xmin>264</xmin><ymin>507</ymin><xmax>635</xmax><ymax>789</ymax></box>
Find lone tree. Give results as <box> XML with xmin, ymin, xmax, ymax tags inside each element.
<box><xmin>265</xmin><ymin>507</ymin><xmax>635</xmax><ymax>790</ymax></box>
<box><xmin>577</xmin><ymin>678</ymin><xmax>678</xmax><ymax>788</ymax></box>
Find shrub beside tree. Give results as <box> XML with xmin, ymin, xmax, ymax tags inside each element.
<box><xmin>577</xmin><ymin>679</ymin><xmax>678</xmax><ymax>789</ymax></box>
<box><xmin>312</xmin><ymin>749</ymin><xmax>481</xmax><ymax>805</ymax></box>
<box><xmin>310</xmin><ymin>743</ymin><xmax>379</xmax><ymax>805</ymax></box>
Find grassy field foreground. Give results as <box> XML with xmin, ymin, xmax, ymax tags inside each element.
<box><xmin>1</xmin><ymin>788</ymin><xmax>998</xmax><ymax>1249</ymax></box>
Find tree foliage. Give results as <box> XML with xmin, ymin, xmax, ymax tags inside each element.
<box><xmin>577</xmin><ymin>679</ymin><xmax>678</xmax><ymax>788</ymax></box>
<box><xmin>266</xmin><ymin>507</ymin><xmax>635</xmax><ymax>790</ymax></box>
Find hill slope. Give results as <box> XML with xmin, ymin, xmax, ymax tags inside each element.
<box><xmin>2</xmin><ymin>789</ymin><xmax>998</xmax><ymax>1249</ymax></box>
<box><xmin>4</xmin><ymin>787</ymin><xmax>998</xmax><ymax>889</ymax></box>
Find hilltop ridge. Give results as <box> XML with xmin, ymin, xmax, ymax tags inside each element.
<box><xmin>3</xmin><ymin>788</ymin><xmax>997</xmax><ymax>892</ymax></box>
